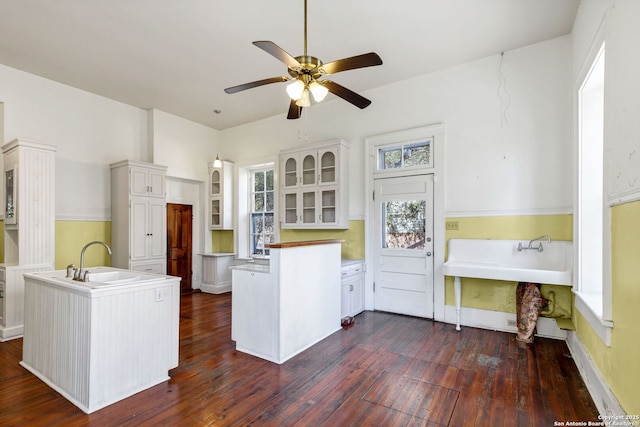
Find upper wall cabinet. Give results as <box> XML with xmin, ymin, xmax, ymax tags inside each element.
<box><xmin>280</xmin><ymin>140</ymin><xmax>349</xmax><ymax>229</ymax></box>
<box><xmin>208</xmin><ymin>161</ymin><xmax>233</xmax><ymax>230</ymax></box>
<box><xmin>129</xmin><ymin>164</ymin><xmax>166</xmax><ymax>197</ymax></box>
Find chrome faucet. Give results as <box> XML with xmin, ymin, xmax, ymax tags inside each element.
<box><xmin>73</xmin><ymin>241</ymin><xmax>112</xmax><ymax>281</ymax></box>
<box><xmin>517</xmin><ymin>235</ymin><xmax>551</xmax><ymax>252</ymax></box>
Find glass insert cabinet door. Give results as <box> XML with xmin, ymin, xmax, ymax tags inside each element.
<box><xmin>211</xmin><ymin>170</ymin><xmax>221</xmax><ymax>196</ymax></box>
<box><xmin>210</xmin><ymin>198</ymin><xmax>220</xmax><ymax>226</ymax></box>
<box><xmin>5</xmin><ymin>168</ymin><xmax>16</xmax><ymax>225</ymax></box>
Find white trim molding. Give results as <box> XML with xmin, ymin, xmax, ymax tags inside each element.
<box><xmin>445</xmin><ymin>207</ymin><xmax>573</xmax><ymax>218</ymax></box>
<box><xmin>566</xmin><ymin>331</ymin><xmax>625</xmax><ymax>417</ymax></box>
<box><xmin>443</xmin><ymin>305</ymin><xmax>568</xmax><ymax>340</ymax></box>
<box><xmin>573</xmin><ymin>291</ymin><xmax>613</xmax><ymax>346</ymax></box>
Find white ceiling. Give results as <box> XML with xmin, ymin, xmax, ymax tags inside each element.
<box><xmin>0</xmin><ymin>0</ymin><xmax>579</xmax><ymax>130</ymax></box>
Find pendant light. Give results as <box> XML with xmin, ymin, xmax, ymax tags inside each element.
<box><xmin>213</xmin><ymin>109</ymin><xmax>222</xmax><ymax>168</ymax></box>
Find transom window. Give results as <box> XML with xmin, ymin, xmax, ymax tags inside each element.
<box><xmin>250</xmin><ymin>168</ymin><xmax>274</xmax><ymax>256</ymax></box>
<box><xmin>378</xmin><ymin>139</ymin><xmax>432</xmax><ymax>170</ymax></box>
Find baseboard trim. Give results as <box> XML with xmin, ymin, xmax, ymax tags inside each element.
<box><xmin>201</xmin><ymin>282</ymin><xmax>231</xmax><ymax>294</ymax></box>
<box><xmin>0</xmin><ymin>324</ymin><xmax>23</xmax><ymax>342</ymax></box>
<box><xmin>443</xmin><ymin>305</ymin><xmax>567</xmax><ymax>340</ymax></box>
<box><xmin>566</xmin><ymin>331</ymin><xmax>625</xmax><ymax>417</ymax></box>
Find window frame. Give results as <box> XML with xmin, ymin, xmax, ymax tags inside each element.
<box><xmin>249</xmin><ymin>166</ymin><xmax>275</xmax><ymax>257</ymax></box>
<box><xmin>574</xmin><ymin>34</ymin><xmax>613</xmax><ymax>346</ymax></box>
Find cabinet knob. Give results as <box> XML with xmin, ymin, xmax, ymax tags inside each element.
<box><xmin>427</xmin><ymin>252</ymin><xmax>432</xmax><ymax>257</ymax></box>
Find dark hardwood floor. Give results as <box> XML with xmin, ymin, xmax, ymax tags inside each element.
<box><xmin>1</xmin><ymin>292</ymin><xmax>598</xmax><ymax>426</ymax></box>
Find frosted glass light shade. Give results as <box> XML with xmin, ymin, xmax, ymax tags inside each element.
<box><xmin>213</xmin><ymin>155</ymin><xmax>222</xmax><ymax>168</ymax></box>
<box><xmin>286</xmin><ymin>79</ymin><xmax>305</xmax><ymax>100</ymax></box>
<box><xmin>309</xmin><ymin>81</ymin><xmax>328</xmax><ymax>102</ymax></box>
<box><xmin>295</xmin><ymin>89</ymin><xmax>311</xmax><ymax>107</ymax></box>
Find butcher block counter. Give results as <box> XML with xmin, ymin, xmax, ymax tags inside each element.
<box><xmin>230</xmin><ymin>239</ymin><xmax>343</xmax><ymax>364</ymax></box>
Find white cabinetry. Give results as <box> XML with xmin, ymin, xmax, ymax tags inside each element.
<box><xmin>280</xmin><ymin>140</ymin><xmax>349</xmax><ymax>229</ymax></box>
<box><xmin>341</xmin><ymin>259</ymin><xmax>365</xmax><ymax>318</ymax></box>
<box><xmin>200</xmin><ymin>252</ymin><xmax>235</xmax><ymax>294</ymax></box>
<box><xmin>129</xmin><ymin>165</ymin><xmax>165</xmax><ymax>197</ymax></box>
<box><xmin>208</xmin><ymin>161</ymin><xmax>233</xmax><ymax>229</ymax></box>
<box><xmin>0</xmin><ymin>139</ymin><xmax>56</xmax><ymax>341</ymax></box>
<box><xmin>111</xmin><ymin>160</ymin><xmax>167</xmax><ymax>274</ymax></box>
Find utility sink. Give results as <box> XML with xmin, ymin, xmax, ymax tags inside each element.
<box><xmin>443</xmin><ymin>238</ymin><xmax>573</xmax><ymax>331</ymax></box>
<box><xmin>443</xmin><ymin>238</ymin><xmax>572</xmax><ymax>285</ymax></box>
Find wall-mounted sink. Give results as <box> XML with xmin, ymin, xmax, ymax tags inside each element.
<box><xmin>444</xmin><ymin>238</ymin><xmax>572</xmax><ymax>285</ymax></box>
<box><xmin>443</xmin><ymin>238</ymin><xmax>573</xmax><ymax>330</ymax></box>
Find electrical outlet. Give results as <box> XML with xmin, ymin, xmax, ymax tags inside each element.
<box><xmin>446</xmin><ymin>221</ymin><xmax>459</xmax><ymax>230</ymax></box>
<box><xmin>507</xmin><ymin>319</ymin><xmax>517</xmax><ymax>327</ymax></box>
<box><xmin>155</xmin><ymin>288</ymin><xmax>164</xmax><ymax>302</ymax></box>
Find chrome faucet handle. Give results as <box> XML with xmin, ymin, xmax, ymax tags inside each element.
<box><xmin>66</xmin><ymin>264</ymin><xmax>75</xmax><ymax>278</ymax></box>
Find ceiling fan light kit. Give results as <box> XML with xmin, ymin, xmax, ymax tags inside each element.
<box><xmin>224</xmin><ymin>0</ymin><xmax>382</xmax><ymax>119</ymax></box>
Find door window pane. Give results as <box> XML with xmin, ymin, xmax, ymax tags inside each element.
<box><xmin>382</xmin><ymin>200</ymin><xmax>426</xmax><ymax>249</ymax></box>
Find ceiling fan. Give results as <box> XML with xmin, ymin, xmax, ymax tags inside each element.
<box><xmin>224</xmin><ymin>0</ymin><xmax>383</xmax><ymax>119</ymax></box>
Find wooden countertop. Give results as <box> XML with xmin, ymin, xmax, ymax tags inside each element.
<box><xmin>265</xmin><ymin>239</ymin><xmax>345</xmax><ymax>249</ymax></box>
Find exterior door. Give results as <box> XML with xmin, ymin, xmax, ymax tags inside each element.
<box><xmin>167</xmin><ymin>203</ymin><xmax>192</xmax><ymax>293</ymax></box>
<box><xmin>374</xmin><ymin>174</ymin><xmax>434</xmax><ymax>317</ymax></box>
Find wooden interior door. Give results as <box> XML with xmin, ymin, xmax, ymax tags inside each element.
<box><xmin>167</xmin><ymin>203</ymin><xmax>192</xmax><ymax>293</ymax></box>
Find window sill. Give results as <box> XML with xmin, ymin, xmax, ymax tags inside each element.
<box><xmin>573</xmin><ymin>290</ymin><xmax>613</xmax><ymax>346</ymax></box>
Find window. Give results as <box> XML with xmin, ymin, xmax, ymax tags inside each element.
<box><xmin>250</xmin><ymin>168</ymin><xmax>274</xmax><ymax>256</ymax></box>
<box><xmin>378</xmin><ymin>139</ymin><xmax>432</xmax><ymax>170</ymax></box>
<box><xmin>576</xmin><ymin>41</ymin><xmax>612</xmax><ymax>345</ymax></box>
<box><xmin>382</xmin><ymin>200</ymin><xmax>426</xmax><ymax>249</ymax></box>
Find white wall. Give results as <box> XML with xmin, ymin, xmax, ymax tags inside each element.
<box><xmin>0</xmin><ymin>66</ymin><xmax>220</xmax><ymax>221</ymax></box>
<box><xmin>0</xmin><ymin>64</ymin><xmax>147</xmax><ymax>220</ymax></box>
<box><xmin>221</xmin><ymin>36</ymin><xmax>574</xmax><ymax>218</ymax></box>
<box><xmin>1</xmin><ymin>34</ymin><xmax>575</xmax><ymax>222</ymax></box>
<box><xmin>151</xmin><ymin>109</ymin><xmax>217</xmax><ymax>182</ymax></box>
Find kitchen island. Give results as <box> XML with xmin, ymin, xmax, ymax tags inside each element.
<box><xmin>231</xmin><ymin>239</ymin><xmax>343</xmax><ymax>364</ymax></box>
<box><xmin>21</xmin><ymin>267</ymin><xmax>180</xmax><ymax>413</ymax></box>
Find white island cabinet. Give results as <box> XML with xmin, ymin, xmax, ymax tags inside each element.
<box><xmin>21</xmin><ymin>267</ymin><xmax>180</xmax><ymax>414</ymax></box>
<box><xmin>231</xmin><ymin>239</ymin><xmax>343</xmax><ymax>364</ymax></box>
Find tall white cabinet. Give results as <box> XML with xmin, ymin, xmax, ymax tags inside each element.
<box><xmin>111</xmin><ymin>160</ymin><xmax>167</xmax><ymax>274</ymax></box>
<box><xmin>280</xmin><ymin>139</ymin><xmax>349</xmax><ymax>229</ymax></box>
<box><xmin>0</xmin><ymin>139</ymin><xmax>56</xmax><ymax>341</ymax></box>
<box><xmin>208</xmin><ymin>161</ymin><xmax>233</xmax><ymax>230</ymax></box>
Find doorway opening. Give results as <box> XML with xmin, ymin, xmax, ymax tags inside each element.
<box><xmin>167</xmin><ymin>203</ymin><xmax>193</xmax><ymax>294</ymax></box>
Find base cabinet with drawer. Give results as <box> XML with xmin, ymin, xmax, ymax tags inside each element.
<box><xmin>341</xmin><ymin>259</ymin><xmax>364</xmax><ymax>318</ymax></box>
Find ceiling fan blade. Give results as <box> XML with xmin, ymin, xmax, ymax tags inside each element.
<box><xmin>224</xmin><ymin>76</ymin><xmax>289</xmax><ymax>94</ymax></box>
<box><xmin>287</xmin><ymin>100</ymin><xmax>302</xmax><ymax>119</ymax></box>
<box><xmin>316</xmin><ymin>52</ymin><xmax>382</xmax><ymax>76</ymax></box>
<box><xmin>253</xmin><ymin>41</ymin><xmax>302</xmax><ymax>69</ymax></box>
<box><xmin>322</xmin><ymin>80</ymin><xmax>372</xmax><ymax>109</ymax></box>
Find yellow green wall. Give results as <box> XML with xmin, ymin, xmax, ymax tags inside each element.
<box><xmin>575</xmin><ymin>200</ymin><xmax>640</xmax><ymax>414</ymax></box>
<box><xmin>211</xmin><ymin>220</ymin><xmax>366</xmax><ymax>259</ymax></box>
<box><xmin>212</xmin><ymin>230</ymin><xmax>234</xmax><ymax>253</ymax></box>
<box><xmin>0</xmin><ymin>220</ymin><xmax>111</xmax><ymax>268</ymax></box>
<box><xmin>280</xmin><ymin>220</ymin><xmax>365</xmax><ymax>259</ymax></box>
<box><xmin>444</xmin><ymin>214</ymin><xmax>573</xmax><ymax>313</ymax></box>
<box><xmin>54</xmin><ymin>221</ymin><xmax>112</xmax><ymax>269</ymax></box>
